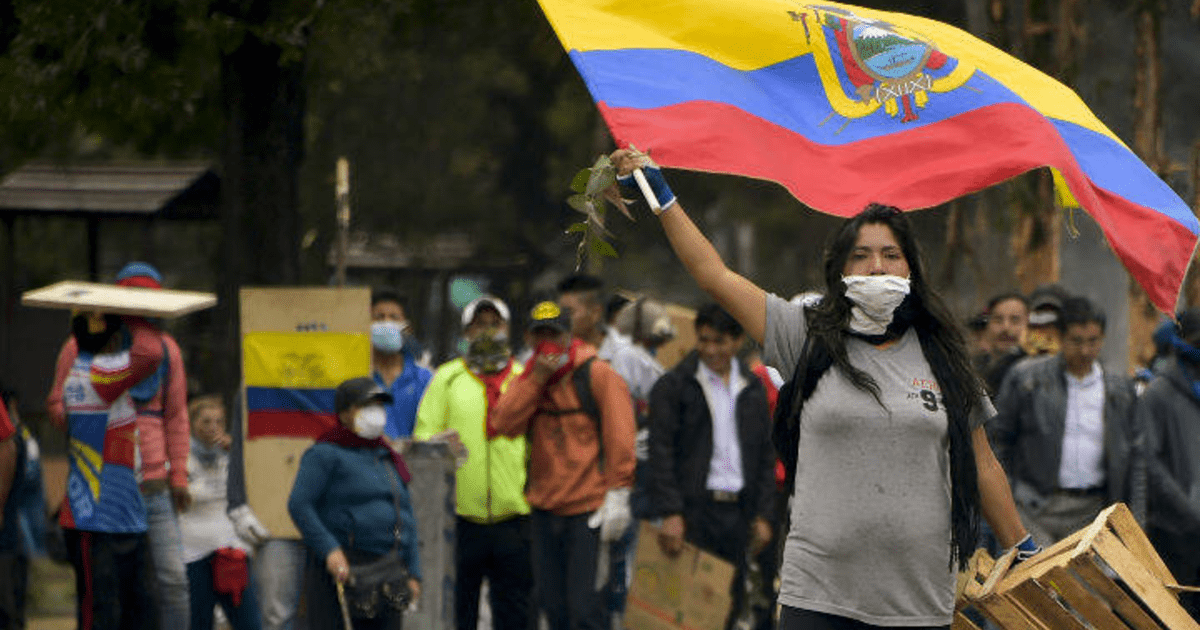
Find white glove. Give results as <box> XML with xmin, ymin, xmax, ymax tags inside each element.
<box><xmin>587</xmin><ymin>487</ymin><xmax>632</xmax><ymax>543</ymax></box>
<box><xmin>229</xmin><ymin>504</ymin><xmax>270</xmax><ymax>546</ymax></box>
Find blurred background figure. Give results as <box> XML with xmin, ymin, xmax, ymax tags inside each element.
<box><xmin>647</xmin><ymin>304</ymin><xmax>775</xmax><ymax>630</ymax></box>
<box><xmin>613</xmin><ymin>297</ymin><xmax>677</xmax><ymax>358</ymax></box>
<box><xmin>972</xmin><ymin>292</ymin><xmax>1029</xmax><ymax>399</ymax></box>
<box><xmin>0</xmin><ymin>385</ymin><xmax>28</xmax><ymax>629</ymax></box>
<box><xmin>289</xmin><ymin>377</ymin><xmax>421</xmax><ymax>630</ymax></box>
<box><xmin>415</xmin><ymin>295</ymin><xmax>533</xmax><ymax>630</ymax></box>
<box><xmin>179</xmin><ymin>394</ymin><xmax>263</xmax><ymax>630</ymax></box>
<box><xmin>1022</xmin><ymin>284</ymin><xmax>1071</xmax><ymax>358</ymax></box>
<box><xmin>370</xmin><ymin>291</ymin><xmax>433</xmax><ymax>439</ymax></box>
<box><xmin>1139</xmin><ymin>308</ymin><xmax>1200</xmax><ymax>618</ymax></box>
<box><xmin>991</xmin><ymin>297</ymin><xmax>1143</xmax><ymax>544</ymax></box>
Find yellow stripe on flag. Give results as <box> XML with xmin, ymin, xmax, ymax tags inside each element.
<box><xmin>243</xmin><ymin>332</ymin><xmax>371</xmax><ymax>388</ymax></box>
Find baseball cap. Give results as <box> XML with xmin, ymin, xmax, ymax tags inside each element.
<box><xmin>116</xmin><ymin>262</ymin><xmax>163</xmax><ymax>289</ymax></box>
<box><xmin>334</xmin><ymin>377</ymin><xmax>393</xmax><ymax>413</ymax></box>
<box><xmin>461</xmin><ymin>295</ymin><xmax>511</xmax><ymax>328</ymax></box>
<box><xmin>527</xmin><ymin>300</ymin><xmax>571</xmax><ymax>334</ymax></box>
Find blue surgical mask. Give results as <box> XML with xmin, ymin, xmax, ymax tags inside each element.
<box><xmin>371</xmin><ymin>321</ymin><xmax>405</xmax><ymax>354</ymax></box>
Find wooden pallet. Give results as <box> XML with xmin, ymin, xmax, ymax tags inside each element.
<box><xmin>955</xmin><ymin>503</ymin><xmax>1199</xmax><ymax>630</ymax></box>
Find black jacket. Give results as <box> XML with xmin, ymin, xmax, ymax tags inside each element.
<box><xmin>1138</xmin><ymin>357</ymin><xmax>1200</xmax><ymax>538</ymax></box>
<box><xmin>990</xmin><ymin>354</ymin><xmax>1145</xmax><ymax>521</ymax></box>
<box><xmin>646</xmin><ymin>352</ymin><xmax>775</xmax><ymax>522</ymax></box>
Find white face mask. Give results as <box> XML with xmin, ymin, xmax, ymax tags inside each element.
<box><xmin>353</xmin><ymin>405</ymin><xmax>387</xmax><ymax>440</ymax></box>
<box><xmin>842</xmin><ymin>275</ymin><xmax>911</xmax><ymax>335</ymax></box>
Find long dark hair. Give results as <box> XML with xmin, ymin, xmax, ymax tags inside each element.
<box><xmin>805</xmin><ymin>203</ymin><xmax>981</xmax><ymax>569</ymax></box>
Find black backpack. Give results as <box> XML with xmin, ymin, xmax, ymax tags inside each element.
<box><xmin>772</xmin><ymin>336</ymin><xmax>834</xmax><ymax>493</ymax></box>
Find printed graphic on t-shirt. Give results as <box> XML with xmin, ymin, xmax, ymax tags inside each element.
<box><xmin>906</xmin><ymin>377</ymin><xmax>945</xmax><ymax>413</ymax></box>
<box><xmin>61</xmin><ymin>353</ymin><xmax>148</xmax><ymax>533</ymax></box>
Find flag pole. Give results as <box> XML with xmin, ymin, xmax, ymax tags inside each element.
<box><xmin>632</xmin><ymin>169</ymin><xmax>662</xmax><ymax>213</ymax></box>
<box><xmin>335</xmin><ymin>157</ymin><xmax>351</xmax><ymax>287</ymax></box>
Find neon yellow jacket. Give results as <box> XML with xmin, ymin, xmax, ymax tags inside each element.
<box><xmin>414</xmin><ymin>358</ymin><xmax>529</xmax><ymax>522</ymax></box>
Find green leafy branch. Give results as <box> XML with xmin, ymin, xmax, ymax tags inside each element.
<box><xmin>567</xmin><ymin>154</ymin><xmax>634</xmax><ymax>270</ymax></box>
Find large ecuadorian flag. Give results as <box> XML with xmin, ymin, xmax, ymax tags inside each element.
<box><xmin>243</xmin><ymin>332</ymin><xmax>371</xmax><ymax>439</ymax></box>
<box><xmin>540</xmin><ymin>0</ymin><xmax>1199</xmax><ymax>312</ymax></box>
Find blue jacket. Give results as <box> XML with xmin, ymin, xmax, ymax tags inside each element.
<box><xmin>375</xmin><ymin>358</ymin><xmax>433</xmax><ymax>438</ymax></box>
<box><xmin>288</xmin><ymin>442</ymin><xmax>421</xmax><ymax>580</ymax></box>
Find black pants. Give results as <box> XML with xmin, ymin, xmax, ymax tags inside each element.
<box><xmin>778</xmin><ymin>606</ymin><xmax>949</xmax><ymax>630</ymax></box>
<box><xmin>0</xmin><ymin>552</ymin><xmax>28</xmax><ymax>630</ymax></box>
<box><xmin>300</xmin><ymin>549</ymin><xmax>404</xmax><ymax>630</ymax></box>
<box><xmin>456</xmin><ymin>516</ymin><xmax>533</xmax><ymax>630</ymax></box>
<box><xmin>530</xmin><ymin>510</ymin><xmax>607</xmax><ymax>630</ymax></box>
<box><xmin>63</xmin><ymin>529</ymin><xmax>155</xmax><ymax>630</ymax></box>
<box><xmin>1151</xmin><ymin>528</ymin><xmax>1200</xmax><ymax>618</ymax></box>
<box><xmin>686</xmin><ymin>498</ymin><xmax>749</xmax><ymax>630</ymax></box>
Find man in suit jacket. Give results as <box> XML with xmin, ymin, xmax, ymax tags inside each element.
<box><xmin>990</xmin><ymin>297</ymin><xmax>1144</xmax><ymax>543</ymax></box>
<box><xmin>648</xmin><ymin>304</ymin><xmax>775</xmax><ymax>630</ymax></box>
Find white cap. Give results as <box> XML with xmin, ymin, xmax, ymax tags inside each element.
<box><xmin>461</xmin><ymin>295</ymin><xmax>510</xmax><ymax>328</ymax></box>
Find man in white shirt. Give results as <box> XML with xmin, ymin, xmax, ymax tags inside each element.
<box><xmin>647</xmin><ymin>304</ymin><xmax>775</xmax><ymax>630</ymax></box>
<box><xmin>990</xmin><ymin>297</ymin><xmax>1144</xmax><ymax>543</ymax></box>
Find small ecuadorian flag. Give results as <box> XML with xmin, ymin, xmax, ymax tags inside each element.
<box><xmin>539</xmin><ymin>0</ymin><xmax>1199</xmax><ymax>312</ymax></box>
<box><xmin>243</xmin><ymin>332</ymin><xmax>371</xmax><ymax>439</ymax></box>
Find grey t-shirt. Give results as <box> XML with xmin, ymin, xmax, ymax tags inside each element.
<box><xmin>764</xmin><ymin>294</ymin><xmax>993</xmax><ymax>626</ymax></box>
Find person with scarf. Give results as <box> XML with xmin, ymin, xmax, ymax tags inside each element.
<box><xmin>1137</xmin><ymin>308</ymin><xmax>1200</xmax><ymax>617</ymax></box>
<box><xmin>178</xmin><ymin>395</ymin><xmax>263</xmax><ymax>630</ymax></box>
<box><xmin>414</xmin><ymin>295</ymin><xmax>532</xmax><ymax>630</ymax></box>
<box><xmin>610</xmin><ymin>149</ymin><xmax>1033</xmax><ymax>630</ymax></box>
<box><xmin>489</xmin><ymin>300</ymin><xmax>636</xmax><ymax>630</ymax></box>
<box><xmin>288</xmin><ymin>377</ymin><xmax>421</xmax><ymax>630</ymax></box>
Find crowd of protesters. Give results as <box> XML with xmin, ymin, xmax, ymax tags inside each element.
<box><xmin>3</xmin><ymin>244</ymin><xmax>1200</xmax><ymax>630</ymax></box>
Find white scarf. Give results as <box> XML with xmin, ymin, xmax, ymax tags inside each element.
<box><xmin>843</xmin><ymin>275</ymin><xmax>911</xmax><ymax>335</ymax></box>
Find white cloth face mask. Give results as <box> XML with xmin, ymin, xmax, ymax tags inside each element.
<box><xmin>353</xmin><ymin>405</ymin><xmax>388</xmax><ymax>440</ymax></box>
<box><xmin>842</xmin><ymin>275</ymin><xmax>911</xmax><ymax>335</ymax></box>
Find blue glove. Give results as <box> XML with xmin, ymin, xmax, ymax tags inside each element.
<box><xmin>1014</xmin><ymin>534</ymin><xmax>1042</xmax><ymax>563</ymax></box>
<box><xmin>617</xmin><ymin>163</ymin><xmax>676</xmax><ymax>213</ymax></box>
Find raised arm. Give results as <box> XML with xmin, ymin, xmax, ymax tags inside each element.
<box><xmin>611</xmin><ymin>150</ymin><xmax>767</xmax><ymax>344</ymax></box>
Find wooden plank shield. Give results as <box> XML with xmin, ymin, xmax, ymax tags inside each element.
<box><xmin>22</xmin><ymin>280</ymin><xmax>216</xmax><ymax>318</ymax></box>
<box><xmin>239</xmin><ymin>287</ymin><xmax>371</xmax><ymax>539</ymax></box>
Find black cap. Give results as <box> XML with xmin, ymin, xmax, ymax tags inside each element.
<box><xmin>334</xmin><ymin>377</ymin><xmax>393</xmax><ymax>413</ymax></box>
<box><xmin>527</xmin><ymin>300</ymin><xmax>571</xmax><ymax>334</ymax></box>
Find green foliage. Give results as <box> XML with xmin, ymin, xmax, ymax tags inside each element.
<box><xmin>565</xmin><ymin>154</ymin><xmax>633</xmax><ymax>270</ymax></box>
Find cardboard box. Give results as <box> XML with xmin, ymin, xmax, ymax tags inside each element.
<box><xmin>625</xmin><ymin>521</ymin><xmax>735</xmax><ymax>630</ymax></box>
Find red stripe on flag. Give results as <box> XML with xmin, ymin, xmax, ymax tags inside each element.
<box><xmin>600</xmin><ymin>100</ymin><xmax>1196</xmax><ymax>312</ymax></box>
<box><xmin>248</xmin><ymin>410</ymin><xmax>338</xmax><ymax>440</ymax></box>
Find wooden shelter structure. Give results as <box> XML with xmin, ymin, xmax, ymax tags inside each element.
<box><xmin>0</xmin><ymin>162</ymin><xmax>221</xmax><ymax>429</ymax></box>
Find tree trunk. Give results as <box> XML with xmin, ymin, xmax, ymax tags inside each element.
<box><xmin>216</xmin><ymin>32</ymin><xmax>307</xmax><ymax>393</ymax></box>
<box><xmin>1011</xmin><ymin>171</ymin><xmax>1061</xmax><ymax>294</ymax></box>
<box><xmin>1129</xmin><ymin>0</ymin><xmax>1165</xmax><ymax>370</ymax></box>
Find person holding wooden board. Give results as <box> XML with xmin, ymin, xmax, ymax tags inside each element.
<box><xmin>611</xmin><ymin>150</ymin><xmax>1036</xmax><ymax>630</ymax></box>
<box><xmin>46</xmin><ymin>262</ymin><xmax>195</xmax><ymax>630</ymax></box>
<box><xmin>46</xmin><ymin>307</ymin><xmax>166</xmax><ymax>629</ymax></box>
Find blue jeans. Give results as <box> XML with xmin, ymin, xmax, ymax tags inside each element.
<box><xmin>254</xmin><ymin>539</ymin><xmax>307</xmax><ymax>630</ymax></box>
<box><xmin>145</xmin><ymin>489</ymin><xmax>191</xmax><ymax>630</ymax></box>
<box><xmin>187</xmin><ymin>553</ymin><xmax>264</xmax><ymax>630</ymax></box>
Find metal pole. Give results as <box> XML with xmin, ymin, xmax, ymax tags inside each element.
<box><xmin>335</xmin><ymin>157</ymin><xmax>351</xmax><ymax>287</ymax></box>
